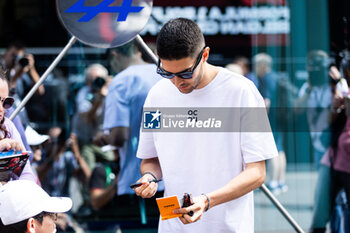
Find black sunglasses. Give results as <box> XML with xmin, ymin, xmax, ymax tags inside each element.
<box><xmin>157</xmin><ymin>47</ymin><xmax>206</xmax><ymax>79</ymax></box>
<box><xmin>0</xmin><ymin>97</ymin><xmax>14</xmax><ymax>109</ymax></box>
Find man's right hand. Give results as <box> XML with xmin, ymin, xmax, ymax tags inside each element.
<box><xmin>93</xmin><ymin>132</ymin><xmax>109</xmax><ymax>147</ymax></box>
<box><xmin>133</xmin><ymin>173</ymin><xmax>158</xmax><ymax>198</ymax></box>
<box><xmin>332</xmin><ymin>90</ymin><xmax>345</xmax><ymax>109</ymax></box>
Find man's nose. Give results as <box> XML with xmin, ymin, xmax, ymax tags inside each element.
<box><xmin>172</xmin><ymin>76</ymin><xmax>184</xmax><ymax>85</ymax></box>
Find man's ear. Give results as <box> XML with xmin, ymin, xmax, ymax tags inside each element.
<box><xmin>203</xmin><ymin>47</ymin><xmax>210</xmax><ymax>63</ymax></box>
<box><xmin>111</xmin><ymin>51</ymin><xmax>119</xmax><ymax>59</ymax></box>
<box><xmin>26</xmin><ymin>218</ymin><xmax>36</xmax><ymax>233</ymax></box>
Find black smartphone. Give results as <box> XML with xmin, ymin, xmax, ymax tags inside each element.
<box><xmin>129</xmin><ymin>178</ymin><xmax>162</xmax><ymax>189</ymax></box>
<box><xmin>181</xmin><ymin>193</ymin><xmax>194</xmax><ymax>216</ymax></box>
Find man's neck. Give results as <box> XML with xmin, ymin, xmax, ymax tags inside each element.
<box><xmin>197</xmin><ymin>63</ymin><xmax>220</xmax><ymax>89</ymax></box>
<box><xmin>130</xmin><ymin>57</ymin><xmax>146</xmax><ymax>66</ymax></box>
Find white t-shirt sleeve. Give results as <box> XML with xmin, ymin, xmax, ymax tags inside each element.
<box><xmin>240</xmin><ymin>83</ymin><xmax>278</xmax><ymax>163</ymax></box>
<box><xmin>136</xmin><ymin>90</ymin><xmax>158</xmax><ymax>159</ymax></box>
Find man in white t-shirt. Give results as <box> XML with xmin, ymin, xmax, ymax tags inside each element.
<box><xmin>133</xmin><ymin>18</ymin><xmax>278</xmax><ymax>233</ymax></box>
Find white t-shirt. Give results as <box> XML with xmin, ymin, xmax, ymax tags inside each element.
<box><xmin>137</xmin><ymin>68</ymin><xmax>278</xmax><ymax>233</ymax></box>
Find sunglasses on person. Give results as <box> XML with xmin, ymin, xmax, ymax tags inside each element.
<box><xmin>0</xmin><ymin>97</ymin><xmax>14</xmax><ymax>109</ymax></box>
<box><xmin>156</xmin><ymin>47</ymin><xmax>206</xmax><ymax>79</ymax></box>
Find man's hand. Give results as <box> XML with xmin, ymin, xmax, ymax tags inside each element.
<box><xmin>49</xmin><ymin>127</ymin><xmax>62</xmax><ymax>139</ymax></box>
<box><xmin>93</xmin><ymin>132</ymin><xmax>109</xmax><ymax>147</ymax></box>
<box><xmin>329</xmin><ymin>66</ymin><xmax>341</xmax><ymax>82</ymax></box>
<box><xmin>133</xmin><ymin>173</ymin><xmax>158</xmax><ymax>198</ymax></box>
<box><xmin>66</xmin><ymin>133</ymin><xmax>79</xmax><ymax>152</ymax></box>
<box><xmin>332</xmin><ymin>90</ymin><xmax>345</xmax><ymax>110</ymax></box>
<box><xmin>173</xmin><ymin>195</ymin><xmax>207</xmax><ymax>224</ymax></box>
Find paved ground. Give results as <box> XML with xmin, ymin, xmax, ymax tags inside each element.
<box><xmin>255</xmin><ymin>164</ymin><xmax>318</xmax><ymax>233</ymax></box>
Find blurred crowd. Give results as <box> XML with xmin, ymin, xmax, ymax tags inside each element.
<box><xmin>0</xmin><ymin>38</ymin><xmax>349</xmax><ymax>232</ymax></box>
<box><xmin>226</xmin><ymin>50</ymin><xmax>350</xmax><ymax>233</ymax></box>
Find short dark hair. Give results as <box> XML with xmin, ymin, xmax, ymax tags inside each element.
<box><xmin>156</xmin><ymin>18</ymin><xmax>205</xmax><ymax>60</ymax></box>
<box><xmin>7</xmin><ymin>41</ymin><xmax>26</xmax><ymax>51</ymax></box>
<box><xmin>0</xmin><ymin>212</ymin><xmax>53</xmax><ymax>233</ymax></box>
<box><xmin>0</xmin><ymin>66</ymin><xmax>9</xmax><ymax>84</ymax></box>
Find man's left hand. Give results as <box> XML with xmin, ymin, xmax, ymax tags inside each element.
<box><xmin>173</xmin><ymin>195</ymin><xmax>207</xmax><ymax>224</ymax></box>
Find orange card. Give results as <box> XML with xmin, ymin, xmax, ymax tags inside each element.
<box><xmin>156</xmin><ymin>195</ymin><xmax>182</xmax><ymax>220</ymax></box>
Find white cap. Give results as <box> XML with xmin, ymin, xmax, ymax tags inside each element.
<box><xmin>0</xmin><ymin>180</ymin><xmax>72</xmax><ymax>225</ymax></box>
<box><xmin>25</xmin><ymin>126</ymin><xmax>50</xmax><ymax>146</ymax></box>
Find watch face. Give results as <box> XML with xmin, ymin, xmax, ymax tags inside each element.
<box><xmin>56</xmin><ymin>0</ymin><xmax>153</xmax><ymax>48</ymax></box>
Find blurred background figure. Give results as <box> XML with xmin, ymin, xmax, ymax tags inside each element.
<box><xmin>0</xmin><ymin>42</ymin><xmax>38</xmax><ymax>154</ymax></box>
<box><xmin>0</xmin><ymin>41</ymin><xmax>44</xmax><ymax>126</ymax></box>
<box><xmin>0</xmin><ymin>41</ymin><xmax>44</xmax><ymax>98</ymax></box>
<box><xmin>301</xmin><ymin>50</ymin><xmax>350</xmax><ymax>233</ymax></box>
<box><xmin>140</xmin><ymin>42</ymin><xmax>157</xmax><ymax>64</ymax></box>
<box><xmin>0</xmin><ymin>66</ymin><xmax>36</xmax><ymax>183</ymax></box>
<box><xmin>36</xmin><ymin>127</ymin><xmax>90</xmax><ymax>197</ymax></box>
<box><xmin>329</xmin><ymin>94</ymin><xmax>350</xmax><ymax>233</ymax></box>
<box><xmin>253</xmin><ymin>53</ymin><xmax>287</xmax><ymax>195</ymax></box>
<box><xmin>71</xmin><ymin>63</ymin><xmax>114</xmax><ymax>215</ymax></box>
<box><xmin>296</xmin><ymin>50</ymin><xmax>332</xmax><ymax>168</ymax></box>
<box><xmin>89</xmin><ymin>40</ymin><xmax>163</xmax><ymax>227</ymax></box>
<box><xmin>225</xmin><ymin>63</ymin><xmax>243</xmax><ymax>75</ymax></box>
<box><xmin>25</xmin><ymin>125</ymin><xmax>49</xmax><ymax>180</ymax></box>
<box><xmin>75</xmin><ymin>64</ymin><xmax>108</xmax><ymax>117</ymax></box>
<box><xmin>232</xmin><ymin>56</ymin><xmax>256</xmax><ymax>82</ymax></box>
<box><xmin>321</xmin><ymin>53</ymin><xmax>350</xmax><ymax>233</ymax></box>
<box><xmin>72</xmin><ymin>63</ymin><xmax>114</xmax><ymax>171</ymax></box>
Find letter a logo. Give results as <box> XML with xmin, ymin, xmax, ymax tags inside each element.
<box><xmin>65</xmin><ymin>0</ymin><xmax>144</xmax><ymax>22</ymax></box>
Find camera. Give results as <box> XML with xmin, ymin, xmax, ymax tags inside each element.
<box><xmin>91</xmin><ymin>76</ymin><xmax>106</xmax><ymax>91</ymax></box>
<box><xmin>307</xmin><ymin>51</ymin><xmax>330</xmax><ymax>86</ymax></box>
<box><xmin>18</xmin><ymin>57</ymin><xmax>29</xmax><ymax>67</ymax></box>
<box><xmin>86</xmin><ymin>77</ymin><xmax>106</xmax><ymax>103</ymax></box>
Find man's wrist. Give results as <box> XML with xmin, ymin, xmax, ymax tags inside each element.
<box><xmin>142</xmin><ymin>171</ymin><xmax>157</xmax><ymax>180</ymax></box>
<box><xmin>201</xmin><ymin>193</ymin><xmax>210</xmax><ymax>212</ymax></box>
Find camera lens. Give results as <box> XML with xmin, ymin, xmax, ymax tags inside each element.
<box><xmin>18</xmin><ymin>57</ymin><xmax>29</xmax><ymax>67</ymax></box>
<box><xmin>92</xmin><ymin>77</ymin><xmax>106</xmax><ymax>90</ymax></box>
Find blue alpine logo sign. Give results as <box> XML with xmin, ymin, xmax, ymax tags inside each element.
<box><xmin>65</xmin><ymin>0</ymin><xmax>144</xmax><ymax>22</ymax></box>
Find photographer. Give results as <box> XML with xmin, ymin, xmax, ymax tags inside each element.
<box><xmin>72</xmin><ymin>64</ymin><xmax>114</xmax><ymax>171</ymax></box>
<box><xmin>1</xmin><ymin>41</ymin><xmax>44</xmax><ymax>98</ymax></box>
<box><xmin>36</xmin><ymin>127</ymin><xmax>90</xmax><ymax>196</ymax></box>
<box><xmin>300</xmin><ymin>51</ymin><xmax>350</xmax><ymax>233</ymax></box>
<box><xmin>0</xmin><ymin>42</ymin><xmax>43</xmax><ymax>154</ymax></box>
<box><xmin>295</xmin><ymin>50</ymin><xmax>334</xmax><ymax>167</ymax></box>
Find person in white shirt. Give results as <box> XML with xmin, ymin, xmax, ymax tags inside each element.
<box><xmin>133</xmin><ymin>18</ymin><xmax>278</xmax><ymax>233</ymax></box>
